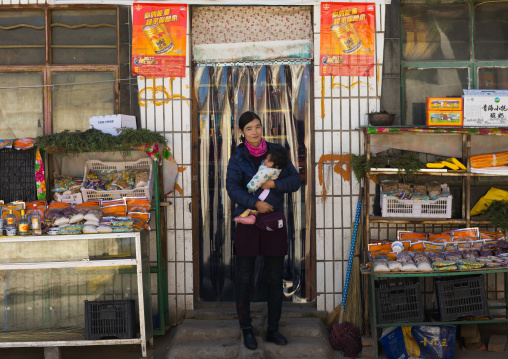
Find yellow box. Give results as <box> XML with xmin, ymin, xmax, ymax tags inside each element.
<box><xmin>426</xmin><ymin>97</ymin><xmax>463</xmax><ymax>110</ymax></box>
<box><xmin>427</xmin><ymin>110</ymin><xmax>463</xmax><ymax>127</ymax></box>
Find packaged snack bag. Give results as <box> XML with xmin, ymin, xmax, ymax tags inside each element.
<box><xmin>397</xmin><ymin>231</ymin><xmax>428</xmax><ymax>241</ymax></box>
<box><xmin>13</xmin><ymin>138</ymin><xmax>36</xmax><ymax>150</ymax></box>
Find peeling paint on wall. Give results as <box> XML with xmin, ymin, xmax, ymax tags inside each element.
<box><xmin>173</xmin><ymin>166</ymin><xmax>187</xmax><ymax>196</ymax></box>
<box><xmin>138</xmin><ymin>82</ymin><xmax>190</xmax><ymax>107</ymax></box>
<box><xmin>317</xmin><ymin>154</ymin><xmax>352</xmax><ymax>199</ymax></box>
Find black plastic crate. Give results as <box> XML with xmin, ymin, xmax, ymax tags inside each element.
<box><xmin>85</xmin><ymin>300</ymin><xmax>136</xmax><ymax>340</ymax></box>
<box><xmin>0</xmin><ymin>148</ymin><xmax>37</xmax><ymax>203</ymax></box>
<box><xmin>435</xmin><ymin>275</ymin><xmax>489</xmax><ymax>321</ymax></box>
<box><xmin>375</xmin><ymin>278</ymin><xmax>424</xmax><ymax>324</ymax></box>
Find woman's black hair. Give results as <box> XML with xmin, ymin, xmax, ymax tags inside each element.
<box><xmin>267</xmin><ymin>147</ymin><xmax>289</xmax><ymax>169</ymax></box>
<box><xmin>238</xmin><ymin>111</ymin><xmax>261</xmax><ymax>143</ymax></box>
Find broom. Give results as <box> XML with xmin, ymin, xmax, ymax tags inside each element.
<box><xmin>325</xmin><ymin>193</ymin><xmax>363</xmax><ymax>329</ymax></box>
<box><xmin>341</xmin><ymin>223</ymin><xmax>363</xmax><ymax>331</ymax></box>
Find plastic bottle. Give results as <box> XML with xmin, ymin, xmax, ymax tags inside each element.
<box><xmin>31</xmin><ymin>204</ymin><xmax>42</xmax><ymax>236</ymax></box>
<box><xmin>18</xmin><ymin>210</ymin><xmax>29</xmax><ymax>236</ymax></box>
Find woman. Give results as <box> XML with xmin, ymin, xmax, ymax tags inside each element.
<box><xmin>226</xmin><ymin>111</ymin><xmax>301</xmax><ymax>350</ymax></box>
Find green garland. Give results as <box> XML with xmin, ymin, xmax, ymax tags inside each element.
<box><xmin>351</xmin><ymin>152</ymin><xmax>425</xmax><ymax>183</ymax></box>
<box><xmin>36</xmin><ymin>128</ymin><xmax>168</xmax><ymax>156</ymax></box>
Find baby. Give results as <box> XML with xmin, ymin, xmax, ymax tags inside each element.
<box><xmin>234</xmin><ymin>147</ymin><xmax>289</xmax><ymax>225</ymax></box>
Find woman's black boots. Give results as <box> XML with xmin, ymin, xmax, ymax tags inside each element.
<box><xmin>242</xmin><ymin>329</ymin><xmax>257</xmax><ymax>350</ymax></box>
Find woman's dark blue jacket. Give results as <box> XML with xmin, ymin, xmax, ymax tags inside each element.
<box><xmin>226</xmin><ymin>141</ymin><xmax>301</xmax><ymax>216</ymax></box>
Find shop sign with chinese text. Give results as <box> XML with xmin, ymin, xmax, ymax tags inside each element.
<box><xmin>132</xmin><ymin>4</ymin><xmax>187</xmax><ymax>77</ymax></box>
<box><xmin>320</xmin><ymin>2</ymin><xmax>375</xmax><ymax>77</ymax></box>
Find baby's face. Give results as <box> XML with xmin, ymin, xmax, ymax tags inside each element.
<box><xmin>264</xmin><ymin>154</ymin><xmax>275</xmax><ymax>168</ymax></box>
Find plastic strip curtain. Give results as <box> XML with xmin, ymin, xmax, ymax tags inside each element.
<box><xmin>195</xmin><ymin>64</ymin><xmax>310</xmax><ymax>302</ymax></box>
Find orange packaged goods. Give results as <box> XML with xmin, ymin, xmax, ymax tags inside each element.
<box><xmin>456</xmin><ymin>242</ymin><xmax>472</xmax><ymax>249</ymax></box>
<box><xmin>445</xmin><ymin>243</ymin><xmax>458</xmax><ymax>251</ymax></box>
<box><xmin>126</xmin><ymin>197</ymin><xmax>151</xmax><ymax>231</ymax></box>
<box><xmin>125</xmin><ymin>197</ymin><xmax>151</xmax><ymax>213</ymax></box>
<box><xmin>452</xmin><ymin>228</ymin><xmax>479</xmax><ymax>241</ymax></box>
<box><xmin>0</xmin><ymin>202</ymin><xmax>25</xmax><ymax>221</ymax></box>
<box><xmin>423</xmin><ymin>242</ymin><xmax>445</xmax><ymax>252</ymax></box>
<box><xmin>48</xmin><ymin>202</ymin><xmax>71</xmax><ymax>209</ymax></box>
<box><xmin>101</xmin><ymin>199</ymin><xmax>127</xmax><ymax>217</ymax></box>
<box><xmin>428</xmin><ymin>232</ymin><xmax>453</xmax><ymax>241</ymax></box>
<box><xmin>26</xmin><ymin>200</ymin><xmax>47</xmax><ymax>221</ymax></box>
<box><xmin>409</xmin><ymin>242</ymin><xmax>425</xmax><ymax>251</ymax></box>
<box><xmin>75</xmin><ymin>201</ymin><xmax>101</xmax><ymax>210</ymax></box>
<box><xmin>13</xmin><ymin>138</ymin><xmax>36</xmax><ymax>150</ymax></box>
<box><xmin>426</xmin><ymin>97</ymin><xmax>463</xmax><ymax>127</ymax></box>
<box><xmin>480</xmin><ymin>231</ymin><xmax>505</xmax><ymax>241</ymax></box>
<box><xmin>470</xmin><ymin>151</ymin><xmax>508</xmax><ymax>168</ymax></box>
<box><xmin>397</xmin><ymin>231</ymin><xmax>428</xmax><ymax>241</ymax></box>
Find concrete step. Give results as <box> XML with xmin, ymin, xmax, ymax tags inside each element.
<box><xmin>166</xmin><ymin>339</ymin><xmax>240</xmax><ymax>359</ymax></box>
<box><xmin>170</xmin><ymin>319</ymin><xmax>241</xmax><ymax>343</ymax></box>
<box><xmin>165</xmin><ymin>314</ymin><xmax>334</xmax><ymax>359</ymax></box>
<box><xmin>264</xmin><ymin>338</ymin><xmax>333</xmax><ymax>359</ymax></box>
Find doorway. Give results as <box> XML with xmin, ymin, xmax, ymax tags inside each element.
<box><xmin>193</xmin><ymin>63</ymin><xmax>313</xmax><ymax>303</ymax></box>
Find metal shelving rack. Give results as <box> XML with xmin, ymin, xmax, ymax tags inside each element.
<box><xmin>362</xmin><ymin>127</ymin><xmax>508</xmax><ymax>358</ymax></box>
<box><xmin>44</xmin><ymin>152</ymin><xmax>170</xmax><ymax>336</ymax></box>
<box><xmin>150</xmin><ymin>162</ymin><xmax>170</xmax><ymax>335</ymax></box>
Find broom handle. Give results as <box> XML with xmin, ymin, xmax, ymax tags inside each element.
<box><xmin>342</xmin><ymin>194</ymin><xmax>362</xmax><ymax>310</ymax></box>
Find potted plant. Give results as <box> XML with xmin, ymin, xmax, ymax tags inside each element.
<box><xmin>367</xmin><ymin>110</ymin><xmax>395</xmax><ymax>126</ymax></box>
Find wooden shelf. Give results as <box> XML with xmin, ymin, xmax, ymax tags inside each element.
<box><xmin>369</xmin><ymin>216</ymin><xmax>466</xmax><ymax>225</ymax></box>
<box><xmin>368</xmin><ymin>170</ymin><xmax>467</xmax><ymax>177</ymax></box>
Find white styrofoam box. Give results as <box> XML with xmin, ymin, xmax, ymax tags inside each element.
<box><xmin>89</xmin><ymin>114</ymin><xmax>137</xmax><ymax>136</ymax></box>
<box><xmin>463</xmin><ymin>95</ymin><xmax>508</xmax><ymax>127</ymax></box>
<box><xmin>381</xmin><ymin>194</ymin><xmax>452</xmax><ymax>218</ymax></box>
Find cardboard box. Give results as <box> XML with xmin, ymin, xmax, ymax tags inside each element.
<box><xmin>463</xmin><ymin>94</ymin><xmax>508</xmax><ymax>127</ymax></box>
<box><xmin>427</xmin><ymin>110</ymin><xmax>463</xmax><ymax>127</ymax></box>
<box><xmin>89</xmin><ymin>115</ymin><xmax>137</xmax><ymax>136</ymax></box>
<box><xmin>426</xmin><ymin>97</ymin><xmax>463</xmax><ymax>110</ymax></box>
<box><xmin>426</xmin><ymin>97</ymin><xmax>463</xmax><ymax>126</ymax></box>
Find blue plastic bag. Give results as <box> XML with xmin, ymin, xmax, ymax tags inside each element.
<box><xmin>380</xmin><ymin>325</ymin><xmax>456</xmax><ymax>359</ymax></box>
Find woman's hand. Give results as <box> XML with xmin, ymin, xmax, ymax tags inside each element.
<box><xmin>255</xmin><ymin>201</ymin><xmax>273</xmax><ymax>213</ymax></box>
<box><xmin>261</xmin><ymin>180</ymin><xmax>276</xmax><ymax>190</ymax></box>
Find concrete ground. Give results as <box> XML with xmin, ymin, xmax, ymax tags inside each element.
<box><xmin>0</xmin><ymin>309</ymin><xmax>507</xmax><ymax>358</ymax></box>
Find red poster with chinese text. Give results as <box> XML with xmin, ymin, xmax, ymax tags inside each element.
<box><xmin>320</xmin><ymin>2</ymin><xmax>375</xmax><ymax>77</ymax></box>
<box><xmin>132</xmin><ymin>4</ymin><xmax>187</xmax><ymax>77</ymax></box>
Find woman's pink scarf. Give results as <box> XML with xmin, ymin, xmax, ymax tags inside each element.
<box><xmin>245</xmin><ymin>137</ymin><xmax>267</xmax><ymax>157</ymax></box>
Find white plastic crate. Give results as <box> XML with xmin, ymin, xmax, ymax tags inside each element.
<box><xmin>81</xmin><ymin>158</ymin><xmax>152</xmax><ymax>201</ymax></box>
<box><xmin>381</xmin><ymin>194</ymin><xmax>452</xmax><ymax>218</ymax></box>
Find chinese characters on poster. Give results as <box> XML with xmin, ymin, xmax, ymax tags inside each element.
<box><xmin>132</xmin><ymin>4</ymin><xmax>187</xmax><ymax>77</ymax></box>
<box><xmin>320</xmin><ymin>3</ymin><xmax>375</xmax><ymax>77</ymax></box>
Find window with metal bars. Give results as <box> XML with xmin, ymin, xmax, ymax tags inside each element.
<box><xmin>0</xmin><ymin>6</ymin><xmax>136</xmax><ymax>138</ymax></box>
<box><xmin>383</xmin><ymin>0</ymin><xmax>508</xmax><ymax>125</ymax></box>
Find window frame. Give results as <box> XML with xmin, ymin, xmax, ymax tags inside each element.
<box><xmin>400</xmin><ymin>0</ymin><xmax>508</xmax><ymax>124</ymax></box>
<box><xmin>0</xmin><ymin>5</ymin><xmax>120</xmax><ymax>135</ymax></box>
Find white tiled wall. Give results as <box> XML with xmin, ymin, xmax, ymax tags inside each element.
<box><xmin>1</xmin><ymin>0</ymin><xmax>387</xmax><ymax>324</ymax></box>
<box><xmin>313</xmin><ymin>4</ymin><xmax>385</xmax><ymax>312</ymax></box>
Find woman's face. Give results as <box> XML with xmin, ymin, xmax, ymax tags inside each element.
<box><xmin>240</xmin><ymin>119</ymin><xmax>262</xmax><ymax>147</ymax></box>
